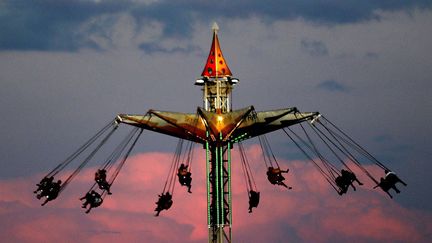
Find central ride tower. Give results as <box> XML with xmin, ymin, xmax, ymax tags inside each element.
<box><xmin>195</xmin><ymin>22</ymin><xmax>236</xmax><ymax>243</ymax></box>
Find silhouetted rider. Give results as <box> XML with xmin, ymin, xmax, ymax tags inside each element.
<box><xmin>34</xmin><ymin>176</ymin><xmax>54</xmax><ymax>197</ymax></box>
<box><xmin>41</xmin><ymin>180</ymin><xmax>62</xmax><ymax>206</ymax></box>
<box><xmin>336</xmin><ymin>169</ymin><xmax>363</xmax><ymax>195</ymax></box>
<box><xmin>177</xmin><ymin>163</ymin><xmax>192</xmax><ymax>193</ymax></box>
<box><xmin>374</xmin><ymin>177</ymin><xmax>394</xmax><ymax>198</ymax></box>
<box><xmin>374</xmin><ymin>170</ymin><xmax>407</xmax><ymax>198</ymax></box>
<box><xmin>385</xmin><ymin>170</ymin><xmax>407</xmax><ymax>188</ymax></box>
<box><xmin>335</xmin><ymin>175</ymin><xmax>350</xmax><ymax>195</ymax></box>
<box><xmin>341</xmin><ymin>169</ymin><xmax>363</xmax><ymax>188</ymax></box>
<box><xmin>95</xmin><ymin>169</ymin><xmax>112</xmax><ymax>195</ymax></box>
<box><xmin>248</xmin><ymin>190</ymin><xmax>260</xmax><ymax>213</ymax></box>
<box><xmin>266</xmin><ymin>167</ymin><xmax>292</xmax><ymax>189</ymax></box>
<box><xmin>80</xmin><ymin>190</ymin><xmax>103</xmax><ymax>213</ymax></box>
<box><xmin>155</xmin><ymin>192</ymin><xmax>173</xmax><ymax>216</ymax></box>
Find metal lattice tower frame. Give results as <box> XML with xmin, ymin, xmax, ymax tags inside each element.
<box><xmin>203</xmin><ymin>77</ymin><xmax>235</xmax><ymax>242</ymax></box>
<box><xmin>116</xmin><ymin>23</ymin><xmax>319</xmax><ymax>243</ymax></box>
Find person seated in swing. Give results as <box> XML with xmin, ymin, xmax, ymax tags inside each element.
<box><xmin>80</xmin><ymin>191</ymin><xmax>93</xmax><ymax>209</ymax></box>
<box><xmin>154</xmin><ymin>192</ymin><xmax>173</xmax><ymax>216</ymax></box>
<box><xmin>266</xmin><ymin>167</ymin><xmax>292</xmax><ymax>189</ymax></box>
<box><xmin>248</xmin><ymin>190</ymin><xmax>260</xmax><ymax>213</ymax></box>
<box><xmin>80</xmin><ymin>190</ymin><xmax>103</xmax><ymax>213</ymax></box>
<box><xmin>95</xmin><ymin>169</ymin><xmax>107</xmax><ymax>183</ymax></box>
<box><xmin>177</xmin><ymin>163</ymin><xmax>192</xmax><ymax>193</ymax></box>
<box><xmin>36</xmin><ymin>178</ymin><xmax>54</xmax><ymax>199</ymax></box>
<box><xmin>41</xmin><ymin>180</ymin><xmax>62</xmax><ymax>206</ymax></box>
<box><xmin>89</xmin><ymin>192</ymin><xmax>103</xmax><ymax>212</ymax></box>
<box><xmin>98</xmin><ymin>180</ymin><xmax>112</xmax><ymax>195</ymax></box>
<box><xmin>385</xmin><ymin>170</ymin><xmax>407</xmax><ymax>189</ymax></box>
<box><xmin>335</xmin><ymin>169</ymin><xmax>363</xmax><ymax>195</ymax></box>
<box><xmin>374</xmin><ymin>170</ymin><xmax>406</xmax><ymax>198</ymax></box>
<box><xmin>269</xmin><ymin>166</ymin><xmax>289</xmax><ymax>174</ymax></box>
<box><xmin>95</xmin><ymin>169</ymin><xmax>112</xmax><ymax>195</ymax></box>
<box><xmin>34</xmin><ymin>176</ymin><xmax>54</xmax><ymax>197</ymax></box>
<box><xmin>341</xmin><ymin>169</ymin><xmax>363</xmax><ymax>186</ymax></box>
<box><xmin>374</xmin><ymin>177</ymin><xmax>394</xmax><ymax>198</ymax></box>
<box><xmin>335</xmin><ymin>175</ymin><xmax>350</xmax><ymax>195</ymax></box>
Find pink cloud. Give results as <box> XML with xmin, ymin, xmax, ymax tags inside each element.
<box><xmin>0</xmin><ymin>144</ymin><xmax>431</xmax><ymax>242</ymax></box>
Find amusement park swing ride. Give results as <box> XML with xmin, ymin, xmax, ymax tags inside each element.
<box><xmin>34</xmin><ymin>23</ymin><xmax>407</xmax><ymax>243</ymax></box>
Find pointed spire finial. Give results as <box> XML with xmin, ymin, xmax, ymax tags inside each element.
<box><xmin>200</xmin><ymin>22</ymin><xmax>232</xmax><ymax>78</ymax></box>
<box><xmin>212</xmin><ymin>22</ymin><xmax>219</xmax><ymax>33</ymax></box>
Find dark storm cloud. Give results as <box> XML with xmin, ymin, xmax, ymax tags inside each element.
<box><xmin>1</xmin><ymin>0</ymin><xmax>431</xmax><ymax>51</ymax></box>
<box><xmin>0</xmin><ymin>0</ymin><xmax>130</xmax><ymax>51</ymax></box>
<box><xmin>317</xmin><ymin>79</ymin><xmax>349</xmax><ymax>92</ymax></box>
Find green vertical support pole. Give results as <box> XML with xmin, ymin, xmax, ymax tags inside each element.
<box><xmin>206</xmin><ymin>131</ymin><xmax>211</xmax><ymax>228</ymax></box>
<box><xmin>216</xmin><ymin>143</ymin><xmax>220</xmax><ymax>228</ymax></box>
<box><xmin>218</xmin><ymin>143</ymin><xmax>224</xmax><ymax>243</ymax></box>
<box><xmin>227</xmin><ymin>141</ymin><xmax>232</xmax><ymax>241</ymax></box>
<box><xmin>218</xmin><ymin>133</ymin><xmax>225</xmax><ymax>242</ymax></box>
<box><xmin>219</xmin><ymin>132</ymin><xmax>224</xmax><ymax>228</ymax></box>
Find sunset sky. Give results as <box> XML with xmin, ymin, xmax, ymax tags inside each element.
<box><xmin>1</xmin><ymin>1</ymin><xmax>431</xmax><ymax>242</ymax></box>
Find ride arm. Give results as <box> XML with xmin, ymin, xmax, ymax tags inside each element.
<box><xmin>231</xmin><ymin>107</ymin><xmax>320</xmax><ymax>142</ymax></box>
<box><xmin>116</xmin><ymin>110</ymin><xmax>207</xmax><ymax>144</ymax></box>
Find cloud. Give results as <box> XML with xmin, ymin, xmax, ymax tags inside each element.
<box><xmin>373</xmin><ymin>134</ymin><xmax>393</xmax><ymax>143</ymax></box>
<box><xmin>365</xmin><ymin>52</ymin><xmax>379</xmax><ymax>59</ymax></box>
<box><xmin>1</xmin><ymin>0</ymin><xmax>431</xmax><ymax>51</ymax></box>
<box><xmin>138</xmin><ymin>42</ymin><xmax>202</xmax><ymax>55</ymax></box>
<box><xmin>301</xmin><ymin>39</ymin><xmax>329</xmax><ymax>56</ymax></box>
<box><xmin>317</xmin><ymin>79</ymin><xmax>349</xmax><ymax>92</ymax></box>
<box><xmin>1</xmin><ymin>146</ymin><xmax>430</xmax><ymax>242</ymax></box>
<box><xmin>0</xmin><ymin>0</ymin><xmax>130</xmax><ymax>51</ymax></box>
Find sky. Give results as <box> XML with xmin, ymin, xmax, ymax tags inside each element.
<box><xmin>1</xmin><ymin>0</ymin><xmax>432</xmax><ymax>242</ymax></box>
